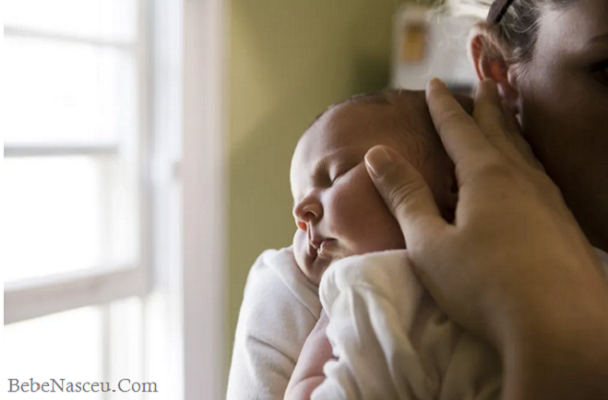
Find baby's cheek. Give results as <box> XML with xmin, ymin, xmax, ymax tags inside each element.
<box><xmin>325</xmin><ymin>178</ymin><xmax>366</xmax><ymax>226</ymax></box>
<box><xmin>327</xmin><ymin>170</ymin><xmax>397</xmax><ymax>241</ymax></box>
<box><xmin>338</xmin><ymin>168</ymin><xmax>388</xmax><ymax>217</ymax></box>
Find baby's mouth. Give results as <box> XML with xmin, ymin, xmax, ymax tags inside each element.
<box><xmin>312</xmin><ymin>239</ymin><xmax>335</xmax><ymax>258</ymax></box>
<box><xmin>307</xmin><ymin>242</ymin><xmax>318</xmax><ymax>259</ymax></box>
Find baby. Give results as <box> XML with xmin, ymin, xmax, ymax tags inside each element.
<box><xmin>226</xmin><ymin>90</ymin><xmax>501</xmax><ymax>400</ymax></box>
<box><xmin>291</xmin><ymin>90</ymin><xmax>457</xmax><ymax>286</ymax></box>
<box><xmin>286</xmin><ymin>90</ymin><xmax>502</xmax><ymax>399</ymax></box>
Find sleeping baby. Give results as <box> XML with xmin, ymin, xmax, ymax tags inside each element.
<box><xmin>226</xmin><ymin>89</ymin><xmax>502</xmax><ymax>400</ymax></box>
<box><xmin>290</xmin><ymin>90</ymin><xmax>455</xmax><ymax>286</ymax></box>
<box><xmin>286</xmin><ymin>90</ymin><xmax>502</xmax><ymax>400</ymax></box>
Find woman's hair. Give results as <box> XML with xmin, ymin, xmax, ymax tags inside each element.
<box><xmin>449</xmin><ymin>0</ymin><xmax>573</xmax><ymax>64</ymax></box>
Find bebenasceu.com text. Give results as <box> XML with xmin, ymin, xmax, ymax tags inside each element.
<box><xmin>7</xmin><ymin>378</ymin><xmax>158</xmax><ymax>394</ymax></box>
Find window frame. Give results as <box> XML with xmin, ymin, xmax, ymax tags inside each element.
<box><xmin>4</xmin><ymin>0</ymin><xmax>227</xmax><ymax>398</ymax></box>
<box><xmin>4</xmin><ymin>0</ymin><xmax>153</xmax><ymax>325</ymax></box>
<box><xmin>180</xmin><ymin>0</ymin><xmax>227</xmax><ymax>398</ymax></box>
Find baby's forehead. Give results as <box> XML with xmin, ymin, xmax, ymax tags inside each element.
<box><xmin>291</xmin><ymin>95</ymin><xmax>441</xmax><ymax>192</ymax></box>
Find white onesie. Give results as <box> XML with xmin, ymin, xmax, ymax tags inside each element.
<box><xmin>228</xmin><ymin>246</ymin><xmax>608</xmax><ymax>400</ymax></box>
<box><xmin>312</xmin><ymin>248</ymin><xmax>608</xmax><ymax>400</ymax></box>
<box><xmin>227</xmin><ymin>247</ymin><xmax>322</xmax><ymax>400</ymax></box>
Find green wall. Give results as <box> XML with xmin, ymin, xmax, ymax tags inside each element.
<box><xmin>227</xmin><ymin>0</ymin><xmax>406</xmax><ymax>357</ymax></box>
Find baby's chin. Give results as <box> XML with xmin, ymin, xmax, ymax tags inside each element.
<box><xmin>293</xmin><ymin>239</ymin><xmax>335</xmax><ymax>286</ymax></box>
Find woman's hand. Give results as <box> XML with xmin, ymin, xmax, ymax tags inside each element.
<box><xmin>364</xmin><ymin>79</ymin><xmax>608</xmax><ymax>400</ymax></box>
<box><xmin>284</xmin><ymin>311</ymin><xmax>333</xmax><ymax>400</ymax></box>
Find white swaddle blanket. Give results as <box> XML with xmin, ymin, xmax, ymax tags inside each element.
<box><xmin>227</xmin><ymin>247</ymin><xmax>322</xmax><ymax>400</ymax></box>
<box><xmin>312</xmin><ymin>248</ymin><xmax>608</xmax><ymax>400</ymax></box>
<box><xmin>312</xmin><ymin>249</ymin><xmax>502</xmax><ymax>399</ymax></box>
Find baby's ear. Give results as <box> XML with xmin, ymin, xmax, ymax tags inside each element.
<box><xmin>468</xmin><ymin>22</ymin><xmax>520</xmax><ymax>111</ymax></box>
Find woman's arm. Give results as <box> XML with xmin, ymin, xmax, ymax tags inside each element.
<box><xmin>364</xmin><ymin>79</ymin><xmax>608</xmax><ymax>400</ymax></box>
<box><xmin>284</xmin><ymin>311</ymin><xmax>333</xmax><ymax>400</ymax></box>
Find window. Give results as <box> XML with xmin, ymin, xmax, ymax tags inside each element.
<box><xmin>4</xmin><ymin>1</ymin><xmax>155</xmax><ymax>398</ymax></box>
<box><xmin>4</xmin><ymin>0</ymin><xmax>226</xmax><ymax>398</ymax></box>
<box><xmin>4</xmin><ymin>0</ymin><xmax>143</xmax><ymax>286</ymax></box>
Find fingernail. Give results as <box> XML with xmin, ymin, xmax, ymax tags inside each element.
<box><xmin>427</xmin><ymin>78</ymin><xmax>446</xmax><ymax>91</ymax></box>
<box><xmin>365</xmin><ymin>146</ymin><xmax>395</xmax><ymax>178</ymax></box>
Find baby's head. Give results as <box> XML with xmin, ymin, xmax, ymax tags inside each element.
<box><xmin>291</xmin><ymin>90</ymin><xmax>465</xmax><ymax>285</ymax></box>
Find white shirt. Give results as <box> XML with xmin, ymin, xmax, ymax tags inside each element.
<box><xmin>227</xmin><ymin>247</ymin><xmax>322</xmax><ymax>400</ymax></box>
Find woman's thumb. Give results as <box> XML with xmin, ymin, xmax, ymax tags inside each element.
<box><xmin>365</xmin><ymin>146</ymin><xmax>445</xmax><ymax>244</ymax></box>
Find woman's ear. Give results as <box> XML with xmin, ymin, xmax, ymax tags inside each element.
<box><xmin>468</xmin><ymin>23</ymin><xmax>520</xmax><ymax>112</ymax></box>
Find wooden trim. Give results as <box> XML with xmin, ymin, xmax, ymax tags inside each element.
<box><xmin>182</xmin><ymin>0</ymin><xmax>227</xmax><ymax>398</ymax></box>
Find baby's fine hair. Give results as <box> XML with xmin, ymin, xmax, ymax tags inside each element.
<box><xmin>310</xmin><ymin>89</ymin><xmax>425</xmax><ymax>126</ymax></box>
<box><xmin>306</xmin><ymin>89</ymin><xmax>472</xmax><ymax>171</ymax></box>
<box><xmin>308</xmin><ymin>90</ymin><xmax>439</xmax><ymax>169</ymax></box>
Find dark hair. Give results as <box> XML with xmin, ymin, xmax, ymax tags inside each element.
<box><xmin>493</xmin><ymin>0</ymin><xmax>543</xmax><ymax>62</ymax></box>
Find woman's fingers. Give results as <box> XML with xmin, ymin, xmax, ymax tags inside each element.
<box><xmin>425</xmin><ymin>79</ymin><xmax>494</xmax><ymax>169</ymax></box>
<box><xmin>473</xmin><ymin>80</ymin><xmax>511</xmax><ymax>143</ymax></box>
<box><xmin>365</xmin><ymin>146</ymin><xmax>445</xmax><ymax>248</ymax></box>
<box><xmin>473</xmin><ymin>80</ymin><xmax>544</xmax><ymax>170</ymax></box>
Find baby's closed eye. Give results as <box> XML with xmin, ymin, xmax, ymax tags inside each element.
<box><xmin>329</xmin><ymin>161</ymin><xmax>361</xmax><ymax>183</ymax></box>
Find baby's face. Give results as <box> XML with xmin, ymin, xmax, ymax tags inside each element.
<box><xmin>290</xmin><ymin>103</ymin><xmax>411</xmax><ymax>285</ymax></box>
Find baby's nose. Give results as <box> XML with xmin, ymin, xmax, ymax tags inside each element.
<box><xmin>293</xmin><ymin>196</ymin><xmax>322</xmax><ymax>228</ymax></box>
